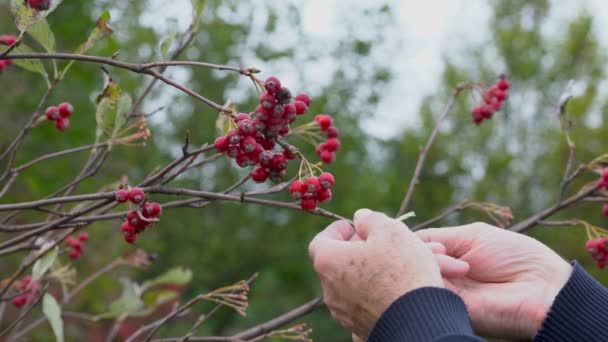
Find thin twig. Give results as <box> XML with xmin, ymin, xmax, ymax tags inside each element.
<box><xmin>0</xmin><ymin>284</ymin><xmax>48</xmax><ymax>337</ymax></box>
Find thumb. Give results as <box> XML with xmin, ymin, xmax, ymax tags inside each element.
<box><xmin>309</xmin><ymin>220</ymin><xmax>355</xmax><ymax>260</ymax></box>
<box><xmin>416</xmin><ymin>225</ymin><xmax>480</xmax><ymax>258</ymax></box>
<box><xmin>353</xmin><ymin>208</ymin><xmax>405</xmax><ymax>241</ymax></box>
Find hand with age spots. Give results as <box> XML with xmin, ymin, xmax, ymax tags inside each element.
<box><xmin>308</xmin><ymin>209</ymin><xmax>470</xmax><ymax>339</ymax></box>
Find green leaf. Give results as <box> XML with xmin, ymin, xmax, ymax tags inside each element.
<box><xmin>113</xmin><ymin>93</ymin><xmax>132</xmax><ymax>140</ymax></box>
<box><xmin>216</xmin><ymin>114</ymin><xmax>232</xmax><ymax>137</ymax></box>
<box><xmin>11</xmin><ymin>43</ymin><xmax>48</xmax><ymax>80</ymax></box>
<box><xmin>93</xmin><ymin>69</ymin><xmax>121</xmax><ymax>147</ymax></box>
<box><xmin>32</xmin><ymin>246</ymin><xmax>58</xmax><ymax>281</ymax></box>
<box><xmin>104</xmin><ymin>279</ymin><xmax>144</xmax><ymax>318</ymax></box>
<box><xmin>28</xmin><ymin>19</ymin><xmax>55</xmax><ymax>52</ymax></box>
<box><xmin>140</xmin><ymin>267</ymin><xmax>192</xmax><ymax>292</ymax></box>
<box><xmin>191</xmin><ymin>0</ymin><xmax>207</xmax><ymax>32</ymax></box>
<box><xmin>160</xmin><ymin>30</ymin><xmax>177</xmax><ymax>59</ymax></box>
<box><xmin>9</xmin><ymin>0</ymin><xmax>64</xmax><ymax>33</ymax></box>
<box><xmin>42</xmin><ymin>294</ymin><xmax>64</xmax><ymax>342</ymax></box>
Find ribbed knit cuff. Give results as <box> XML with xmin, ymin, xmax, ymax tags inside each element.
<box><xmin>535</xmin><ymin>261</ymin><xmax>608</xmax><ymax>342</ymax></box>
<box><xmin>368</xmin><ymin>287</ymin><xmax>477</xmax><ymax>342</ymax></box>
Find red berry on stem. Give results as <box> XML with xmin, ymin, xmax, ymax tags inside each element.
<box><xmin>28</xmin><ymin>0</ymin><xmax>51</xmax><ymax>11</ymax></box>
<box><xmin>143</xmin><ymin>202</ymin><xmax>162</xmax><ymax>218</ymax></box>
<box><xmin>240</xmin><ymin>136</ymin><xmax>257</xmax><ymax>153</ymax></box>
<box><xmin>264</xmin><ymin>76</ymin><xmax>282</xmax><ymax>93</ymax></box>
<box><xmin>238</xmin><ymin>119</ymin><xmax>255</xmax><ymax>136</ymax></box>
<box><xmin>226</xmin><ymin>130</ymin><xmax>241</xmax><ymax>145</ymax></box>
<box><xmin>304</xmin><ymin>177</ymin><xmax>321</xmax><ymax>194</ymax></box>
<box><xmin>121</xmin><ymin>221</ymin><xmax>136</xmax><ymax>235</ymax></box>
<box><xmin>283</xmin><ymin>149</ymin><xmax>296</xmax><ymax>160</ymax></box>
<box><xmin>65</xmin><ymin>236</ymin><xmax>79</xmax><ymax>247</ymax></box>
<box><xmin>115</xmin><ymin>189</ymin><xmax>129</xmax><ymax>203</ymax></box>
<box><xmin>12</xmin><ymin>295</ymin><xmax>27</xmax><ymax>308</ymax></box>
<box><xmin>214</xmin><ymin>136</ymin><xmax>229</xmax><ymax>152</ymax></box>
<box><xmin>290</xmin><ymin>180</ymin><xmax>305</xmax><ymax>199</ymax></box>
<box><xmin>296</xmin><ymin>93</ymin><xmax>311</xmax><ymax>107</ymax></box>
<box><xmin>319</xmin><ymin>172</ymin><xmax>335</xmax><ymax>189</ymax></box>
<box><xmin>294</xmin><ymin>101</ymin><xmax>308</xmax><ymax>115</ymax></box>
<box><xmin>325</xmin><ymin>138</ymin><xmax>341</xmax><ymax>151</ymax></box>
<box><xmin>603</xmin><ymin>203</ymin><xmax>608</xmax><ymax>217</ymax></box>
<box><xmin>269</xmin><ymin>169</ymin><xmax>286</xmax><ymax>182</ymax></box>
<box><xmin>301</xmin><ymin>197</ymin><xmax>317</xmax><ymax>211</ymax></box>
<box><xmin>317</xmin><ymin>189</ymin><xmax>332</xmax><ymax>203</ymax></box>
<box><xmin>320</xmin><ymin>150</ymin><xmax>335</xmax><ymax>164</ymax></box>
<box><xmin>78</xmin><ymin>231</ymin><xmax>89</xmax><ymax>242</ymax></box>
<box><xmin>326</xmin><ymin>126</ymin><xmax>339</xmax><ymax>138</ymax></box>
<box><xmin>497</xmin><ymin>78</ymin><xmax>510</xmax><ymax>90</ymax></box>
<box><xmin>315</xmin><ymin>114</ymin><xmax>333</xmax><ymax>131</ymax></box>
<box><xmin>270</xmin><ymin>154</ymin><xmax>288</xmax><ymax>170</ymax></box>
<box><xmin>251</xmin><ymin>166</ymin><xmax>269</xmax><ymax>183</ymax></box>
<box><xmin>128</xmin><ymin>187</ymin><xmax>145</xmax><ymax>204</ymax></box>
<box><xmin>69</xmin><ymin>250</ymin><xmax>81</xmax><ymax>260</ymax></box>
<box><xmin>259</xmin><ymin>151</ymin><xmax>274</xmax><ymax>169</ymax></box>
<box><xmin>494</xmin><ymin>90</ymin><xmax>507</xmax><ymax>101</ymax></box>
<box><xmin>58</xmin><ymin>102</ymin><xmax>73</xmax><ymax>118</ymax></box>
<box><xmin>260</xmin><ymin>92</ymin><xmax>276</xmax><ymax>109</ymax></box>
<box><xmin>55</xmin><ymin>118</ymin><xmax>70</xmax><ymax>131</ymax></box>
<box><xmin>234</xmin><ymin>113</ymin><xmax>250</xmax><ymax>122</ymax></box>
<box><xmin>46</xmin><ymin>106</ymin><xmax>60</xmax><ymax>121</ymax></box>
<box><xmin>127</xmin><ymin>210</ymin><xmax>141</xmax><ymax>227</ymax></box>
<box><xmin>227</xmin><ymin>145</ymin><xmax>240</xmax><ymax>158</ymax></box>
<box><xmin>124</xmin><ymin>233</ymin><xmax>137</xmax><ymax>244</ymax></box>
<box><xmin>0</xmin><ymin>35</ymin><xmax>17</xmax><ymax>46</ymax></box>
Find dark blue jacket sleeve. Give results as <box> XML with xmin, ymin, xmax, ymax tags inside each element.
<box><xmin>534</xmin><ymin>261</ymin><xmax>608</xmax><ymax>341</ymax></box>
<box><xmin>367</xmin><ymin>287</ymin><xmax>485</xmax><ymax>342</ymax></box>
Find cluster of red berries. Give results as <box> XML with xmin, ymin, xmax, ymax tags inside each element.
<box><xmin>45</xmin><ymin>102</ymin><xmax>74</xmax><ymax>131</ymax></box>
<box><xmin>586</xmin><ymin>238</ymin><xmax>608</xmax><ymax>268</ymax></box>
<box><xmin>65</xmin><ymin>232</ymin><xmax>88</xmax><ymax>260</ymax></box>
<box><xmin>598</xmin><ymin>168</ymin><xmax>608</xmax><ymax>217</ymax></box>
<box><xmin>471</xmin><ymin>76</ymin><xmax>510</xmax><ymax>125</ymax></box>
<box><xmin>289</xmin><ymin>172</ymin><xmax>335</xmax><ymax>211</ymax></box>
<box><xmin>27</xmin><ymin>0</ymin><xmax>51</xmax><ymax>11</ymax></box>
<box><xmin>115</xmin><ymin>187</ymin><xmax>162</xmax><ymax>244</ymax></box>
<box><xmin>314</xmin><ymin>114</ymin><xmax>340</xmax><ymax>164</ymax></box>
<box><xmin>0</xmin><ymin>35</ymin><xmax>16</xmax><ymax>74</ymax></box>
<box><xmin>214</xmin><ymin>76</ymin><xmax>323</xmax><ymax>184</ymax></box>
<box><xmin>12</xmin><ymin>275</ymin><xmax>41</xmax><ymax>308</ymax></box>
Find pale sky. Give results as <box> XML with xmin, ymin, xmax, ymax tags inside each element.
<box><xmin>132</xmin><ymin>0</ymin><xmax>608</xmax><ymax>139</ymax></box>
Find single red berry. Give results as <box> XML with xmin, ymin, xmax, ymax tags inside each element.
<box><xmin>317</xmin><ymin>189</ymin><xmax>332</xmax><ymax>203</ymax></box>
<box><xmin>248</xmin><ymin>143</ymin><xmax>264</xmax><ymax>160</ymax></box>
<box><xmin>127</xmin><ymin>210</ymin><xmax>142</xmax><ymax>227</ymax></box>
<box><xmin>271</xmin><ymin>154</ymin><xmax>288</xmax><ymax>170</ymax></box>
<box><xmin>69</xmin><ymin>249</ymin><xmax>81</xmax><ymax>260</ymax></box>
<box><xmin>471</xmin><ymin>106</ymin><xmax>483</xmax><ymax>119</ymax></box>
<box><xmin>320</xmin><ymin>150</ymin><xmax>335</xmax><ymax>164</ymax></box>
<box><xmin>603</xmin><ymin>203</ymin><xmax>608</xmax><ymax>217</ymax></box>
<box><xmin>473</xmin><ymin>116</ymin><xmax>484</xmax><ymax>125</ymax></box>
<box><xmin>226</xmin><ymin>130</ymin><xmax>241</xmax><ymax>145</ymax></box>
<box><xmin>296</xmin><ymin>93</ymin><xmax>311</xmax><ymax>107</ymax></box>
<box><xmin>65</xmin><ymin>236</ymin><xmax>79</xmax><ymax>247</ymax></box>
<box><xmin>304</xmin><ymin>177</ymin><xmax>321</xmax><ymax>194</ymax></box>
<box><xmin>315</xmin><ymin>114</ymin><xmax>333</xmax><ymax>131</ymax></box>
<box><xmin>325</xmin><ymin>138</ymin><xmax>341</xmax><ymax>151</ymax></box>
<box><xmin>234</xmin><ymin>112</ymin><xmax>251</xmax><ymax>122</ymax></box>
<box><xmin>240</xmin><ymin>136</ymin><xmax>257</xmax><ymax>154</ymax></box>
<box><xmin>121</xmin><ymin>221</ymin><xmax>136</xmax><ymax>235</ymax></box>
<box><xmin>284</xmin><ymin>103</ymin><xmax>296</xmax><ymax>116</ymax></box>
<box><xmin>214</xmin><ymin>136</ymin><xmax>229</xmax><ymax>152</ymax></box>
<box><xmin>264</xmin><ymin>76</ymin><xmax>282</xmax><ymax>93</ymax></box>
<box><xmin>481</xmin><ymin>105</ymin><xmax>494</xmax><ymax>119</ymax></box>
<box><xmin>319</xmin><ymin>172</ymin><xmax>335</xmax><ymax>189</ymax></box>
<box><xmin>259</xmin><ymin>151</ymin><xmax>274</xmax><ymax>168</ymax></box>
<box><xmin>260</xmin><ymin>92</ymin><xmax>276</xmax><ymax>109</ymax></box>
<box><xmin>294</xmin><ymin>101</ymin><xmax>308</xmax><ymax>115</ymax></box>
<box><xmin>45</xmin><ymin>106</ymin><xmax>60</xmax><ymax>121</ymax></box>
<box><xmin>78</xmin><ymin>231</ymin><xmax>89</xmax><ymax>242</ymax></box>
<box><xmin>497</xmin><ymin>78</ymin><xmax>510</xmax><ymax>91</ymax></box>
<box><xmin>275</xmin><ymin>87</ymin><xmax>292</xmax><ymax>104</ymax></box>
<box><xmin>269</xmin><ymin>169</ymin><xmax>286</xmax><ymax>182</ymax></box>
<box><xmin>489</xmin><ymin>99</ymin><xmax>502</xmax><ymax>111</ymax></box>
<box><xmin>55</xmin><ymin>118</ymin><xmax>70</xmax><ymax>131</ymax></box>
<box><xmin>143</xmin><ymin>202</ymin><xmax>162</xmax><ymax>218</ymax></box>
<box><xmin>28</xmin><ymin>0</ymin><xmax>51</xmax><ymax>11</ymax></box>
<box><xmin>70</xmin><ymin>240</ymin><xmax>83</xmax><ymax>252</ymax></box>
<box><xmin>602</xmin><ymin>168</ymin><xmax>608</xmax><ymax>181</ymax></box>
<box><xmin>236</xmin><ymin>153</ymin><xmax>250</xmax><ymax>168</ymax></box>
<box><xmin>494</xmin><ymin>90</ymin><xmax>507</xmax><ymax>101</ymax></box>
<box><xmin>301</xmin><ymin>197</ymin><xmax>317</xmax><ymax>211</ymax></box>
<box><xmin>272</xmin><ymin>104</ymin><xmax>285</xmax><ymax>118</ymax></box>
<box><xmin>227</xmin><ymin>145</ymin><xmax>240</xmax><ymax>158</ymax></box>
<box><xmin>586</xmin><ymin>239</ymin><xmax>600</xmax><ymax>254</ymax></box>
<box><xmin>251</xmin><ymin>166</ymin><xmax>269</xmax><ymax>183</ymax></box>
<box><xmin>115</xmin><ymin>189</ymin><xmax>129</xmax><ymax>203</ymax></box>
<box><xmin>238</xmin><ymin>119</ymin><xmax>255</xmax><ymax>136</ymax></box>
<box><xmin>128</xmin><ymin>187</ymin><xmax>145</xmax><ymax>204</ymax></box>
<box><xmin>0</xmin><ymin>35</ymin><xmax>17</xmax><ymax>46</ymax></box>
<box><xmin>283</xmin><ymin>149</ymin><xmax>296</xmax><ymax>160</ymax></box>
<box><xmin>326</xmin><ymin>126</ymin><xmax>339</xmax><ymax>138</ymax></box>
<box><xmin>58</xmin><ymin>102</ymin><xmax>73</xmax><ymax>118</ymax></box>
<box><xmin>12</xmin><ymin>295</ymin><xmax>28</xmax><ymax>308</ymax></box>
<box><xmin>278</xmin><ymin>125</ymin><xmax>290</xmax><ymax>136</ymax></box>
<box><xmin>290</xmin><ymin>180</ymin><xmax>305</xmax><ymax>200</ymax></box>
<box><xmin>124</xmin><ymin>233</ymin><xmax>137</xmax><ymax>244</ymax></box>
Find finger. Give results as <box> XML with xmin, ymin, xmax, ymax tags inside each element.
<box><xmin>352</xmin><ymin>333</ymin><xmax>364</xmax><ymax>342</ymax></box>
<box><xmin>349</xmin><ymin>232</ymin><xmax>364</xmax><ymax>242</ymax></box>
<box><xmin>435</xmin><ymin>253</ymin><xmax>470</xmax><ymax>278</ymax></box>
<box><xmin>416</xmin><ymin>225</ymin><xmax>481</xmax><ymax>257</ymax></box>
<box><xmin>309</xmin><ymin>220</ymin><xmax>356</xmax><ymax>259</ymax></box>
<box><xmin>354</xmin><ymin>208</ymin><xmax>406</xmax><ymax>241</ymax></box>
<box><xmin>427</xmin><ymin>241</ymin><xmax>446</xmax><ymax>254</ymax></box>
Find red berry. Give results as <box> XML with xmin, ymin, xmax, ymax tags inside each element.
<box><xmin>304</xmin><ymin>177</ymin><xmax>321</xmax><ymax>194</ymax></box>
<box><xmin>238</xmin><ymin>119</ymin><xmax>255</xmax><ymax>136</ymax></box>
<box><xmin>320</xmin><ymin>150</ymin><xmax>335</xmax><ymax>164</ymax></box>
<box><xmin>603</xmin><ymin>203</ymin><xmax>608</xmax><ymax>217</ymax></box>
<box><xmin>326</xmin><ymin>126</ymin><xmax>339</xmax><ymax>138</ymax></box>
<box><xmin>301</xmin><ymin>197</ymin><xmax>317</xmax><ymax>211</ymax></box>
<box><xmin>214</xmin><ymin>136</ymin><xmax>229</xmax><ymax>152</ymax></box>
<box><xmin>315</xmin><ymin>114</ymin><xmax>333</xmax><ymax>131</ymax></box>
<box><xmin>251</xmin><ymin>166</ymin><xmax>269</xmax><ymax>183</ymax></box>
<box><xmin>227</xmin><ymin>145</ymin><xmax>240</xmax><ymax>158</ymax></box>
<box><xmin>319</xmin><ymin>172</ymin><xmax>335</xmax><ymax>189</ymax></box>
<box><xmin>259</xmin><ymin>151</ymin><xmax>274</xmax><ymax>168</ymax></box>
<box><xmin>283</xmin><ymin>149</ymin><xmax>296</xmax><ymax>160</ymax></box>
<box><xmin>55</xmin><ymin>118</ymin><xmax>70</xmax><ymax>131</ymax></box>
<box><xmin>45</xmin><ymin>106</ymin><xmax>60</xmax><ymax>121</ymax></box>
<box><xmin>275</xmin><ymin>87</ymin><xmax>292</xmax><ymax>104</ymax></box>
<box><xmin>78</xmin><ymin>231</ymin><xmax>89</xmax><ymax>242</ymax></box>
<box><xmin>586</xmin><ymin>239</ymin><xmax>600</xmax><ymax>254</ymax></box>
<box><xmin>128</xmin><ymin>188</ymin><xmax>145</xmax><ymax>204</ymax></box>
<box><xmin>248</xmin><ymin>143</ymin><xmax>264</xmax><ymax>160</ymax></box>
<box><xmin>270</xmin><ymin>154</ymin><xmax>288</xmax><ymax>170</ymax></box>
<box><xmin>240</xmin><ymin>136</ymin><xmax>257</xmax><ymax>153</ymax></box>
<box><xmin>290</xmin><ymin>180</ymin><xmax>305</xmax><ymax>200</ymax></box>
<box><xmin>294</xmin><ymin>101</ymin><xmax>308</xmax><ymax>115</ymax></box>
<box><xmin>143</xmin><ymin>202</ymin><xmax>162</xmax><ymax>218</ymax></box>
<box><xmin>494</xmin><ymin>90</ymin><xmax>507</xmax><ymax>101</ymax></box>
<box><xmin>264</xmin><ymin>76</ymin><xmax>282</xmax><ymax>93</ymax></box>
<box><xmin>262</xmin><ymin>139</ymin><xmax>276</xmax><ymax>150</ymax></box>
<box><xmin>115</xmin><ymin>189</ymin><xmax>129</xmax><ymax>203</ymax></box>
<box><xmin>317</xmin><ymin>189</ymin><xmax>332</xmax><ymax>203</ymax></box>
<box><xmin>603</xmin><ymin>168</ymin><xmax>608</xmax><ymax>181</ymax></box>
<box><xmin>28</xmin><ymin>0</ymin><xmax>51</xmax><ymax>11</ymax></box>
<box><xmin>254</xmin><ymin>105</ymin><xmax>270</xmax><ymax>121</ymax></box>
<box><xmin>473</xmin><ymin>116</ymin><xmax>484</xmax><ymax>125</ymax></box>
<box><xmin>121</xmin><ymin>221</ymin><xmax>136</xmax><ymax>235</ymax></box>
<box><xmin>296</xmin><ymin>93</ymin><xmax>311</xmax><ymax>107</ymax></box>
<box><xmin>497</xmin><ymin>78</ymin><xmax>510</xmax><ymax>91</ymax></box>
<box><xmin>269</xmin><ymin>169</ymin><xmax>286</xmax><ymax>182</ymax></box>
<box><xmin>65</xmin><ymin>236</ymin><xmax>79</xmax><ymax>247</ymax></box>
<box><xmin>234</xmin><ymin>113</ymin><xmax>251</xmax><ymax>122</ymax></box>
<box><xmin>235</xmin><ymin>153</ymin><xmax>250</xmax><ymax>167</ymax></box>
<box><xmin>489</xmin><ymin>99</ymin><xmax>502</xmax><ymax>111</ymax></box>
<box><xmin>69</xmin><ymin>250</ymin><xmax>81</xmax><ymax>260</ymax></box>
<box><xmin>58</xmin><ymin>102</ymin><xmax>73</xmax><ymax>118</ymax></box>
<box><xmin>70</xmin><ymin>240</ymin><xmax>83</xmax><ymax>252</ymax></box>
<box><xmin>226</xmin><ymin>130</ymin><xmax>241</xmax><ymax>145</ymax></box>
<box><xmin>325</xmin><ymin>138</ymin><xmax>341</xmax><ymax>151</ymax></box>
<box><xmin>126</xmin><ymin>210</ymin><xmax>143</xmax><ymax>227</ymax></box>
<box><xmin>481</xmin><ymin>105</ymin><xmax>494</xmax><ymax>119</ymax></box>
<box><xmin>260</xmin><ymin>92</ymin><xmax>276</xmax><ymax>109</ymax></box>
<box><xmin>0</xmin><ymin>35</ymin><xmax>17</xmax><ymax>46</ymax></box>
<box><xmin>124</xmin><ymin>233</ymin><xmax>137</xmax><ymax>244</ymax></box>
<box><xmin>12</xmin><ymin>295</ymin><xmax>27</xmax><ymax>308</ymax></box>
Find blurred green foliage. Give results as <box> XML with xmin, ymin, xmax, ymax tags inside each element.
<box><xmin>0</xmin><ymin>1</ymin><xmax>607</xmax><ymax>341</ymax></box>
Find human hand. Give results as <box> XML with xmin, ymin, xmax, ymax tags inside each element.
<box><xmin>417</xmin><ymin>223</ymin><xmax>573</xmax><ymax>340</ymax></box>
<box><xmin>309</xmin><ymin>209</ymin><xmax>466</xmax><ymax>338</ymax></box>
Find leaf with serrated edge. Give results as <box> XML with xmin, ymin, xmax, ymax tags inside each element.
<box><xmin>28</xmin><ymin>19</ymin><xmax>55</xmax><ymax>52</ymax></box>
<box><xmin>32</xmin><ymin>247</ymin><xmax>58</xmax><ymax>281</ymax></box>
<box><xmin>42</xmin><ymin>294</ymin><xmax>64</xmax><ymax>342</ymax></box>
